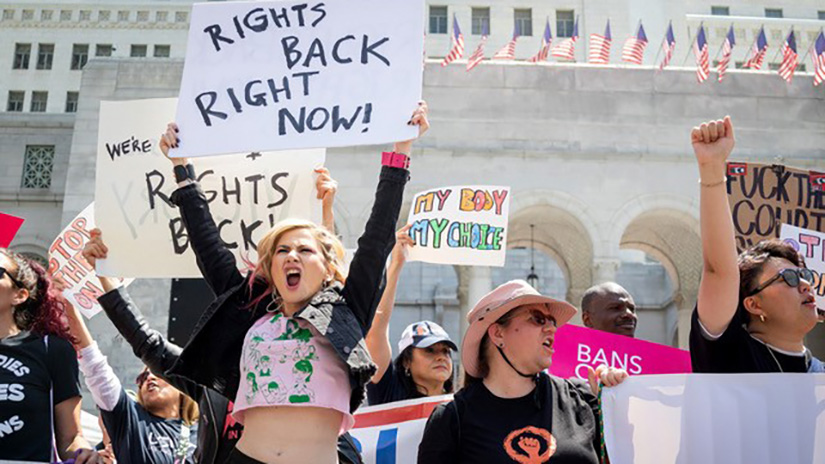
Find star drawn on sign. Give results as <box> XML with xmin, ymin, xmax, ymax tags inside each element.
<box><xmin>247</xmin><ymin>152</ymin><xmax>262</xmax><ymax>161</ymax></box>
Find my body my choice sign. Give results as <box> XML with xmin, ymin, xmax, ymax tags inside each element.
<box><xmin>173</xmin><ymin>0</ymin><xmax>424</xmax><ymax>158</ymax></box>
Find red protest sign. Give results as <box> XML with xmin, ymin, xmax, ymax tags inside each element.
<box><xmin>0</xmin><ymin>213</ymin><xmax>25</xmax><ymax>248</ymax></box>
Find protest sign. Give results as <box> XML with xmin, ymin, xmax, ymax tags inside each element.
<box><xmin>95</xmin><ymin>98</ymin><xmax>323</xmax><ymax>278</ymax></box>
<box><xmin>602</xmin><ymin>374</ymin><xmax>825</xmax><ymax>464</ymax></box>
<box><xmin>351</xmin><ymin>395</ymin><xmax>451</xmax><ymax>464</ymax></box>
<box><xmin>0</xmin><ymin>212</ymin><xmax>24</xmax><ymax>247</ymax></box>
<box><xmin>780</xmin><ymin>224</ymin><xmax>825</xmax><ymax>315</ymax></box>
<box><xmin>549</xmin><ymin>324</ymin><xmax>692</xmax><ymax>380</ymax></box>
<box><xmin>47</xmin><ymin>203</ymin><xmax>132</xmax><ymax>318</ymax></box>
<box><xmin>172</xmin><ymin>0</ymin><xmax>424</xmax><ymax>158</ymax></box>
<box><xmin>726</xmin><ymin>162</ymin><xmax>825</xmax><ymax>252</ymax></box>
<box><xmin>406</xmin><ymin>186</ymin><xmax>510</xmax><ymax>266</ymax></box>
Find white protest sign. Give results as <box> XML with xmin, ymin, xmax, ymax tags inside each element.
<box><xmin>602</xmin><ymin>374</ymin><xmax>825</xmax><ymax>464</ymax></box>
<box><xmin>172</xmin><ymin>0</ymin><xmax>424</xmax><ymax>158</ymax></box>
<box><xmin>780</xmin><ymin>224</ymin><xmax>825</xmax><ymax>315</ymax></box>
<box><xmin>350</xmin><ymin>395</ymin><xmax>451</xmax><ymax>464</ymax></box>
<box><xmin>95</xmin><ymin>98</ymin><xmax>323</xmax><ymax>278</ymax></box>
<box><xmin>47</xmin><ymin>203</ymin><xmax>133</xmax><ymax>318</ymax></box>
<box><xmin>406</xmin><ymin>186</ymin><xmax>510</xmax><ymax>266</ymax></box>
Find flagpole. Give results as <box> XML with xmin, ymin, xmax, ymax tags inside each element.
<box><xmin>681</xmin><ymin>23</ymin><xmax>700</xmax><ymax>66</ymax></box>
<box><xmin>742</xmin><ymin>25</ymin><xmax>760</xmax><ymax>66</ymax></box>
<box><xmin>712</xmin><ymin>23</ymin><xmax>733</xmax><ymax>62</ymax></box>
<box><xmin>769</xmin><ymin>27</ymin><xmax>791</xmax><ymax>65</ymax></box>
<box><xmin>653</xmin><ymin>20</ymin><xmax>669</xmax><ymax>67</ymax></box>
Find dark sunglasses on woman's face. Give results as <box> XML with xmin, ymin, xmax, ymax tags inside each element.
<box><xmin>136</xmin><ymin>369</ymin><xmax>153</xmax><ymax>386</ymax></box>
<box><xmin>747</xmin><ymin>268</ymin><xmax>815</xmax><ymax>297</ymax></box>
<box><xmin>0</xmin><ymin>267</ymin><xmax>23</xmax><ymax>288</ymax></box>
<box><xmin>524</xmin><ymin>310</ymin><xmax>557</xmax><ymax>329</ymax></box>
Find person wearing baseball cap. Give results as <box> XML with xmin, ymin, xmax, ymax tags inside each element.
<box><xmin>365</xmin><ymin>227</ymin><xmax>458</xmax><ymax>405</ymax></box>
<box><xmin>418</xmin><ymin>280</ymin><xmax>627</xmax><ymax>464</ymax></box>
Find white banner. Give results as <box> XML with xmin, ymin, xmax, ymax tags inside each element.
<box><xmin>351</xmin><ymin>395</ymin><xmax>451</xmax><ymax>464</ymax></box>
<box><xmin>47</xmin><ymin>203</ymin><xmax>133</xmax><ymax>318</ymax></box>
<box><xmin>173</xmin><ymin>0</ymin><xmax>424</xmax><ymax>158</ymax></box>
<box><xmin>780</xmin><ymin>224</ymin><xmax>825</xmax><ymax>314</ymax></box>
<box><xmin>406</xmin><ymin>185</ymin><xmax>510</xmax><ymax>266</ymax></box>
<box><xmin>95</xmin><ymin>98</ymin><xmax>323</xmax><ymax>278</ymax></box>
<box><xmin>602</xmin><ymin>374</ymin><xmax>825</xmax><ymax>464</ymax></box>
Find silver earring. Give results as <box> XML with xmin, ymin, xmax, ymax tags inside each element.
<box><xmin>266</xmin><ymin>293</ymin><xmax>282</xmax><ymax>313</ymax></box>
<box><xmin>405</xmin><ymin>367</ymin><xmax>411</xmax><ymax>377</ymax></box>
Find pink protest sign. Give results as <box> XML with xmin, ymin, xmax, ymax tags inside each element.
<box><xmin>0</xmin><ymin>213</ymin><xmax>25</xmax><ymax>248</ymax></box>
<box><xmin>549</xmin><ymin>324</ymin><xmax>692</xmax><ymax>380</ymax></box>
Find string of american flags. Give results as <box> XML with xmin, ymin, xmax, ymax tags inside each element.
<box><xmin>437</xmin><ymin>14</ymin><xmax>825</xmax><ymax>87</ymax></box>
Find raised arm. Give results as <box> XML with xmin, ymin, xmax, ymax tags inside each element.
<box><xmin>366</xmin><ymin>225</ymin><xmax>413</xmax><ymax>382</ymax></box>
<box><xmin>693</xmin><ymin>116</ymin><xmax>740</xmax><ymax>335</ymax></box>
<box><xmin>83</xmin><ymin>230</ymin><xmax>203</xmax><ymax>401</ymax></box>
<box><xmin>161</xmin><ymin>122</ymin><xmax>244</xmax><ymax>295</ymax></box>
<box><xmin>315</xmin><ymin>166</ymin><xmax>338</xmax><ymax>234</ymax></box>
<box><xmin>344</xmin><ymin>103</ymin><xmax>429</xmax><ymax>332</ymax></box>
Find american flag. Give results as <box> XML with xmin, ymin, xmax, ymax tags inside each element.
<box><xmin>466</xmin><ymin>23</ymin><xmax>488</xmax><ymax>72</ymax></box>
<box><xmin>717</xmin><ymin>25</ymin><xmax>736</xmax><ymax>82</ymax></box>
<box><xmin>528</xmin><ymin>20</ymin><xmax>553</xmax><ymax>63</ymax></box>
<box><xmin>778</xmin><ymin>29</ymin><xmax>798</xmax><ymax>83</ymax></box>
<box><xmin>621</xmin><ymin>23</ymin><xmax>648</xmax><ymax>65</ymax></box>
<box><xmin>814</xmin><ymin>32</ymin><xmax>825</xmax><ymax>86</ymax></box>
<box><xmin>658</xmin><ymin>22</ymin><xmax>676</xmax><ymax>69</ymax></box>
<box><xmin>493</xmin><ymin>22</ymin><xmax>520</xmax><ymax>60</ymax></box>
<box><xmin>743</xmin><ymin>26</ymin><xmax>768</xmax><ymax>70</ymax></box>
<box><xmin>588</xmin><ymin>20</ymin><xmax>612</xmax><ymax>64</ymax></box>
<box><xmin>551</xmin><ymin>17</ymin><xmax>579</xmax><ymax>61</ymax></box>
<box><xmin>441</xmin><ymin>15</ymin><xmax>464</xmax><ymax>67</ymax></box>
<box><xmin>694</xmin><ymin>24</ymin><xmax>710</xmax><ymax>82</ymax></box>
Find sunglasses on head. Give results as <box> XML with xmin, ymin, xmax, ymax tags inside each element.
<box><xmin>747</xmin><ymin>268</ymin><xmax>815</xmax><ymax>297</ymax></box>
<box><xmin>0</xmin><ymin>267</ymin><xmax>23</xmax><ymax>288</ymax></box>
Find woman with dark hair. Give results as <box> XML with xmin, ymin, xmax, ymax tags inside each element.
<box><xmin>418</xmin><ymin>280</ymin><xmax>627</xmax><ymax>463</ymax></box>
<box><xmin>0</xmin><ymin>249</ymin><xmax>100</xmax><ymax>463</ymax></box>
<box><xmin>365</xmin><ymin>226</ymin><xmax>457</xmax><ymax>404</ymax></box>
<box><xmin>159</xmin><ymin>103</ymin><xmax>427</xmax><ymax>463</ymax></box>
<box><xmin>62</xmin><ymin>290</ymin><xmax>200</xmax><ymax>464</ymax></box>
<box><xmin>688</xmin><ymin>116</ymin><xmax>823</xmax><ymax>373</ymax></box>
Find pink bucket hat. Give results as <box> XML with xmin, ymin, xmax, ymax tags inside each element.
<box><xmin>461</xmin><ymin>279</ymin><xmax>577</xmax><ymax>378</ymax></box>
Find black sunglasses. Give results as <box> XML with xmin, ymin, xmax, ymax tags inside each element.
<box><xmin>522</xmin><ymin>309</ymin><xmax>557</xmax><ymax>329</ymax></box>
<box><xmin>747</xmin><ymin>268</ymin><xmax>815</xmax><ymax>297</ymax></box>
<box><xmin>136</xmin><ymin>369</ymin><xmax>152</xmax><ymax>386</ymax></box>
<box><xmin>0</xmin><ymin>267</ymin><xmax>23</xmax><ymax>288</ymax></box>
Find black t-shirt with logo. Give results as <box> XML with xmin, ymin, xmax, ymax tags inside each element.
<box><xmin>101</xmin><ymin>390</ymin><xmax>198</xmax><ymax>464</ymax></box>
<box><xmin>418</xmin><ymin>373</ymin><xmax>601</xmax><ymax>464</ymax></box>
<box><xmin>689</xmin><ymin>308</ymin><xmax>810</xmax><ymax>373</ymax></box>
<box><xmin>0</xmin><ymin>331</ymin><xmax>81</xmax><ymax>462</ymax></box>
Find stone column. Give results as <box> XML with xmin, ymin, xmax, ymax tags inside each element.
<box><xmin>460</xmin><ymin>266</ymin><xmax>493</xmax><ymax>339</ymax></box>
<box><xmin>675</xmin><ymin>292</ymin><xmax>695</xmax><ymax>350</ymax></box>
<box><xmin>566</xmin><ymin>287</ymin><xmax>587</xmax><ymax>325</ymax></box>
<box><xmin>592</xmin><ymin>258</ymin><xmax>620</xmax><ymax>284</ymax></box>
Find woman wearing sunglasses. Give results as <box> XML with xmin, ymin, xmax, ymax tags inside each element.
<box><xmin>62</xmin><ymin>293</ymin><xmax>200</xmax><ymax>463</ymax></box>
<box><xmin>418</xmin><ymin>280</ymin><xmax>627</xmax><ymax>463</ymax></box>
<box><xmin>688</xmin><ymin>116</ymin><xmax>823</xmax><ymax>373</ymax></box>
<box><xmin>0</xmin><ymin>249</ymin><xmax>100</xmax><ymax>463</ymax></box>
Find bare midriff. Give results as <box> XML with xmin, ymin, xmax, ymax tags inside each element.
<box><xmin>234</xmin><ymin>406</ymin><xmax>343</xmax><ymax>463</ymax></box>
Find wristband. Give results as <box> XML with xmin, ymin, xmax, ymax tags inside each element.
<box><xmin>381</xmin><ymin>152</ymin><xmax>410</xmax><ymax>169</ymax></box>
<box><xmin>174</xmin><ymin>164</ymin><xmax>196</xmax><ymax>183</ymax></box>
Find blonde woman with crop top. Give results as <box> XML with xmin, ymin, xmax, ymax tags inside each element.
<box><xmin>159</xmin><ymin>103</ymin><xmax>428</xmax><ymax>463</ymax></box>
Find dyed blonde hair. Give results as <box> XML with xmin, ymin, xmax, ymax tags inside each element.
<box><xmin>249</xmin><ymin>219</ymin><xmax>347</xmax><ymax>307</ymax></box>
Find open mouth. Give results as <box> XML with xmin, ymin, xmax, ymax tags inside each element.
<box><xmin>285</xmin><ymin>268</ymin><xmax>301</xmax><ymax>290</ymax></box>
<box><xmin>146</xmin><ymin>381</ymin><xmax>159</xmax><ymax>393</ymax></box>
<box><xmin>802</xmin><ymin>295</ymin><xmax>816</xmax><ymax>309</ymax></box>
<box><xmin>542</xmin><ymin>338</ymin><xmax>554</xmax><ymax>351</ymax></box>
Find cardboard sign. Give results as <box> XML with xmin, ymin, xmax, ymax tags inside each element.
<box><xmin>95</xmin><ymin>98</ymin><xmax>323</xmax><ymax>278</ymax></box>
<box><xmin>602</xmin><ymin>374</ymin><xmax>825</xmax><ymax>464</ymax></box>
<box><xmin>726</xmin><ymin>162</ymin><xmax>825</xmax><ymax>252</ymax></box>
<box><xmin>47</xmin><ymin>203</ymin><xmax>132</xmax><ymax>318</ymax></box>
<box><xmin>549</xmin><ymin>324</ymin><xmax>692</xmax><ymax>380</ymax></box>
<box><xmin>780</xmin><ymin>224</ymin><xmax>825</xmax><ymax>314</ymax></box>
<box><xmin>172</xmin><ymin>0</ymin><xmax>424</xmax><ymax>157</ymax></box>
<box><xmin>0</xmin><ymin>212</ymin><xmax>24</xmax><ymax>247</ymax></box>
<box><xmin>351</xmin><ymin>395</ymin><xmax>451</xmax><ymax>464</ymax></box>
<box><xmin>406</xmin><ymin>186</ymin><xmax>510</xmax><ymax>266</ymax></box>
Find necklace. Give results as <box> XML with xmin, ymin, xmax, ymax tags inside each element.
<box><xmin>765</xmin><ymin>345</ymin><xmax>783</xmax><ymax>373</ymax></box>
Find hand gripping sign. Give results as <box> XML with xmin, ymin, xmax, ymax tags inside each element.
<box><xmin>406</xmin><ymin>186</ymin><xmax>511</xmax><ymax>266</ymax></box>
<box><xmin>171</xmin><ymin>0</ymin><xmax>424</xmax><ymax>157</ymax></box>
<box><xmin>95</xmin><ymin>98</ymin><xmax>323</xmax><ymax>278</ymax></box>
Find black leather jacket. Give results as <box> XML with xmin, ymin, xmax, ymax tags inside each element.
<box><xmin>98</xmin><ymin>287</ymin><xmax>364</xmax><ymax>464</ymax></box>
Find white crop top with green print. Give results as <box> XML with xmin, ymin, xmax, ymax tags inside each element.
<box><xmin>233</xmin><ymin>311</ymin><xmax>354</xmax><ymax>434</ymax></box>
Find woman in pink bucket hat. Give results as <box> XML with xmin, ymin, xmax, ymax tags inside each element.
<box><xmin>418</xmin><ymin>279</ymin><xmax>627</xmax><ymax>463</ymax></box>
